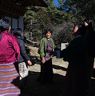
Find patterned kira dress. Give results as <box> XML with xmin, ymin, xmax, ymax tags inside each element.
<box><xmin>0</xmin><ymin>63</ymin><xmax>20</xmax><ymax>96</ymax></box>
<box><xmin>0</xmin><ymin>31</ymin><xmax>20</xmax><ymax>96</ymax></box>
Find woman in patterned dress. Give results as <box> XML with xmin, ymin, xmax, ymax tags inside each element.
<box><xmin>0</xmin><ymin>21</ymin><xmax>20</xmax><ymax>96</ymax></box>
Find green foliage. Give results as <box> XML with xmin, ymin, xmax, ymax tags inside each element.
<box><xmin>68</xmin><ymin>0</ymin><xmax>95</xmax><ymax>20</ymax></box>
<box><xmin>24</xmin><ymin>0</ymin><xmax>95</xmax><ymax>46</ymax></box>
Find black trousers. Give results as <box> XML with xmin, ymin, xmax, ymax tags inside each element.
<box><xmin>39</xmin><ymin>58</ymin><xmax>53</xmax><ymax>83</ymax></box>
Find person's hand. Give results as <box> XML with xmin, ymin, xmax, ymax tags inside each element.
<box><xmin>27</xmin><ymin>60</ymin><xmax>32</xmax><ymax>65</ymax></box>
<box><xmin>41</xmin><ymin>57</ymin><xmax>46</xmax><ymax>64</ymax></box>
<box><xmin>84</xmin><ymin>22</ymin><xmax>88</xmax><ymax>26</ymax></box>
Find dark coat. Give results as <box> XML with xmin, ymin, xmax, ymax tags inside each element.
<box><xmin>16</xmin><ymin>36</ymin><xmax>30</xmax><ymax>63</ymax></box>
<box><xmin>62</xmin><ymin>24</ymin><xmax>95</xmax><ymax>96</ymax></box>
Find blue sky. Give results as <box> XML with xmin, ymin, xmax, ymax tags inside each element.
<box><xmin>53</xmin><ymin>0</ymin><xmax>67</xmax><ymax>8</ymax></box>
<box><xmin>53</xmin><ymin>0</ymin><xmax>70</xmax><ymax>12</ymax></box>
<box><xmin>53</xmin><ymin>0</ymin><xmax>61</xmax><ymax>8</ymax></box>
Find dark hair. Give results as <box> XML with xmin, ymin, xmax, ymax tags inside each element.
<box><xmin>16</xmin><ymin>28</ymin><xmax>22</xmax><ymax>31</ymax></box>
<box><xmin>0</xmin><ymin>26</ymin><xmax>8</xmax><ymax>32</ymax></box>
<box><xmin>44</xmin><ymin>29</ymin><xmax>53</xmax><ymax>35</ymax></box>
<box><xmin>0</xmin><ymin>26</ymin><xmax>4</xmax><ymax>32</ymax></box>
<box><xmin>0</xmin><ymin>20</ymin><xmax>9</xmax><ymax>29</ymax></box>
<box><xmin>13</xmin><ymin>28</ymin><xmax>22</xmax><ymax>36</ymax></box>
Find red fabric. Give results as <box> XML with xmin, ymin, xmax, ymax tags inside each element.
<box><xmin>0</xmin><ymin>31</ymin><xmax>20</xmax><ymax>63</ymax></box>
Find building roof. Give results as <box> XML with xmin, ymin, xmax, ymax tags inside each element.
<box><xmin>0</xmin><ymin>0</ymin><xmax>47</xmax><ymax>17</ymax></box>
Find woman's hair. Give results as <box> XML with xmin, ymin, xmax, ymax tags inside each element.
<box><xmin>0</xmin><ymin>26</ymin><xmax>4</xmax><ymax>32</ymax></box>
<box><xmin>0</xmin><ymin>26</ymin><xmax>8</xmax><ymax>32</ymax></box>
<box><xmin>44</xmin><ymin>28</ymin><xmax>53</xmax><ymax>35</ymax></box>
<box><xmin>13</xmin><ymin>28</ymin><xmax>22</xmax><ymax>36</ymax></box>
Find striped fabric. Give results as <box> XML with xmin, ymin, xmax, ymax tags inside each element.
<box><xmin>0</xmin><ymin>62</ymin><xmax>20</xmax><ymax>96</ymax></box>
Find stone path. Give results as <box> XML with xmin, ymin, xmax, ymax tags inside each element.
<box><xmin>29</xmin><ymin>57</ymin><xmax>69</xmax><ymax>76</ymax></box>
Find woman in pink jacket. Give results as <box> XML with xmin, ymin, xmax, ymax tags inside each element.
<box><xmin>0</xmin><ymin>22</ymin><xmax>20</xmax><ymax>96</ymax></box>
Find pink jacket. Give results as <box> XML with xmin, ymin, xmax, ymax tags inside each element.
<box><xmin>0</xmin><ymin>31</ymin><xmax>20</xmax><ymax>63</ymax></box>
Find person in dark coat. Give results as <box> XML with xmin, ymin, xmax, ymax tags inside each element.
<box><xmin>62</xmin><ymin>20</ymin><xmax>94</xmax><ymax>96</ymax></box>
<box><xmin>13</xmin><ymin>28</ymin><xmax>32</xmax><ymax>80</ymax></box>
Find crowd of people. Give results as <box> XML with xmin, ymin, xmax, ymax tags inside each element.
<box><xmin>0</xmin><ymin>18</ymin><xmax>95</xmax><ymax>96</ymax></box>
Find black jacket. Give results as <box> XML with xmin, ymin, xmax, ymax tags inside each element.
<box><xmin>17</xmin><ymin>36</ymin><xmax>30</xmax><ymax>63</ymax></box>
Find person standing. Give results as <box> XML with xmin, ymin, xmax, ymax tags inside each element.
<box><xmin>13</xmin><ymin>28</ymin><xmax>32</xmax><ymax>82</ymax></box>
<box><xmin>0</xmin><ymin>22</ymin><xmax>20</xmax><ymax>95</ymax></box>
<box><xmin>38</xmin><ymin>29</ymin><xmax>55</xmax><ymax>84</ymax></box>
<box><xmin>62</xmin><ymin>20</ymin><xmax>94</xmax><ymax>96</ymax></box>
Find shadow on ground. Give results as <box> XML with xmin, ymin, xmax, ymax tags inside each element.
<box><xmin>20</xmin><ymin>70</ymin><xmax>95</xmax><ymax>96</ymax></box>
<box><xmin>20</xmin><ymin>71</ymin><xmax>67</xmax><ymax>96</ymax></box>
